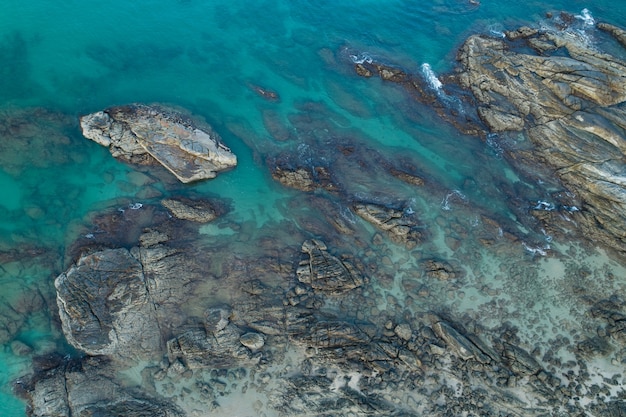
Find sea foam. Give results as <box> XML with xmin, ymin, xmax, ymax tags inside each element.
<box><xmin>420</xmin><ymin>63</ymin><xmax>443</xmax><ymax>92</ymax></box>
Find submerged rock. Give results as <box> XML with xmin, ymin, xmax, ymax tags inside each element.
<box><xmin>353</xmin><ymin>203</ymin><xmax>425</xmax><ymax>249</ymax></box>
<box><xmin>161</xmin><ymin>197</ymin><xmax>219</xmax><ymax>223</ymax></box>
<box><xmin>80</xmin><ymin>104</ymin><xmax>237</xmax><ymax>183</ymax></box>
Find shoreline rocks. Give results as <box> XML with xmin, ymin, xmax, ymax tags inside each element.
<box><xmin>80</xmin><ymin>104</ymin><xmax>237</xmax><ymax>183</ymax></box>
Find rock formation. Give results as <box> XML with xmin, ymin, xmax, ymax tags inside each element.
<box><xmin>453</xmin><ymin>22</ymin><xmax>626</xmax><ymax>255</ymax></box>
<box><xmin>353</xmin><ymin>203</ymin><xmax>425</xmax><ymax>249</ymax></box>
<box><xmin>80</xmin><ymin>104</ymin><xmax>237</xmax><ymax>183</ymax></box>
<box><xmin>296</xmin><ymin>239</ymin><xmax>364</xmax><ymax>294</ymax></box>
<box><xmin>55</xmin><ymin>248</ymin><xmax>163</xmax><ymax>359</ymax></box>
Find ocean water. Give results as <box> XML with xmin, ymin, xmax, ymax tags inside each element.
<box><xmin>2</xmin><ymin>1</ymin><xmax>626</xmax><ymax>415</ymax></box>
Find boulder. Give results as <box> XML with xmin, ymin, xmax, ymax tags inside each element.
<box><xmin>55</xmin><ymin>248</ymin><xmax>162</xmax><ymax>360</ymax></box>
<box><xmin>296</xmin><ymin>240</ymin><xmax>364</xmax><ymax>294</ymax></box>
<box><xmin>80</xmin><ymin>104</ymin><xmax>237</xmax><ymax>183</ymax></box>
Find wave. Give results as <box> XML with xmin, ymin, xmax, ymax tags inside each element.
<box><xmin>522</xmin><ymin>242</ymin><xmax>549</xmax><ymax>256</ymax></box>
<box><xmin>420</xmin><ymin>63</ymin><xmax>443</xmax><ymax>92</ymax></box>
<box><xmin>575</xmin><ymin>8</ymin><xmax>595</xmax><ymax>27</ymax></box>
<box><xmin>441</xmin><ymin>189</ymin><xmax>467</xmax><ymax>211</ymax></box>
<box><xmin>349</xmin><ymin>52</ymin><xmax>373</xmax><ymax>65</ymax></box>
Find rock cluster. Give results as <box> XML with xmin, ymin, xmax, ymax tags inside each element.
<box><xmin>80</xmin><ymin>104</ymin><xmax>237</xmax><ymax>183</ymax></box>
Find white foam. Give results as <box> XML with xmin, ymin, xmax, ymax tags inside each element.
<box><xmin>129</xmin><ymin>202</ymin><xmax>143</xmax><ymax>210</ymax></box>
<box><xmin>420</xmin><ymin>63</ymin><xmax>443</xmax><ymax>91</ymax></box>
<box><xmin>575</xmin><ymin>8</ymin><xmax>595</xmax><ymax>27</ymax></box>
<box><xmin>441</xmin><ymin>190</ymin><xmax>467</xmax><ymax>211</ymax></box>
<box><xmin>349</xmin><ymin>52</ymin><xmax>373</xmax><ymax>64</ymax></box>
<box><xmin>522</xmin><ymin>242</ymin><xmax>549</xmax><ymax>256</ymax></box>
<box><xmin>533</xmin><ymin>200</ymin><xmax>555</xmax><ymax>211</ymax></box>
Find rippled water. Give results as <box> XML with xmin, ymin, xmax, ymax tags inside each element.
<box><xmin>2</xmin><ymin>1</ymin><xmax>626</xmax><ymax>415</ymax></box>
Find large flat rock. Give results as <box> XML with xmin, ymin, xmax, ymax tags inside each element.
<box><xmin>80</xmin><ymin>104</ymin><xmax>237</xmax><ymax>183</ymax></box>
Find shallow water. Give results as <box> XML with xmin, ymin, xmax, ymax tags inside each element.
<box><xmin>2</xmin><ymin>1</ymin><xmax>626</xmax><ymax>415</ymax></box>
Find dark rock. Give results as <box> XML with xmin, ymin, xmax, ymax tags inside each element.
<box><xmin>422</xmin><ymin>259</ymin><xmax>462</xmax><ymax>281</ymax></box>
<box><xmin>503</xmin><ymin>343</ymin><xmax>542</xmax><ymax>376</ymax></box>
<box><xmin>296</xmin><ymin>240</ymin><xmax>364</xmax><ymax>294</ymax></box>
<box><xmin>24</xmin><ymin>357</ymin><xmax>184</xmax><ymax>417</ymax></box>
<box><xmin>270</xmin><ymin>164</ymin><xmax>336</xmax><ymax>192</ymax></box>
<box><xmin>55</xmin><ymin>248</ymin><xmax>162</xmax><ymax>360</ymax></box>
<box><xmin>353</xmin><ymin>203</ymin><xmax>425</xmax><ymax>249</ymax></box>
<box><xmin>161</xmin><ymin>197</ymin><xmax>220</xmax><ymax>223</ymax></box>
<box><xmin>166</xmin><ymin>325</ymin><xmax>260</xmax><ymax>370</ymax></box>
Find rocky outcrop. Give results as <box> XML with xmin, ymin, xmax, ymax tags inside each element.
<box><xmin>80</xmin><ymin>104</ymin><xmax>237</xmax><ymax>183</ymax></box>
<box><xmin>161</xmin><ymin>197</ymin><xmax>219</xmax><ymax>223</ymax></box>
<box><xmin>453</xmin><ymin>22</ymin><xmax>626</xmax><ymax>255</ymax></box>
<box><xmin>270</xmin><ymin>164</ymin><xmax>336</xmax><ymax>192</ymax></box>
<box><xmin>166</xmin><ymin>325</ymin><xmax>260</xmax><ymax>370</ymax></box>
<box><xmin>55</xmin><ymin>248</ymin><xmax>163</xmax><ymax>360</ymax></box>
<box><xmin>24</xmin><ymin>357</ymin><xmax>184</xmax><ymax>417</ymax></box>
<box><xmin>353</xmin><ymin>203</ymin><xmax>425</xmax><ymax>249</ymax></box>
<box><xmin>296</xmin><ymin>240</ymin><xmax>364</xmax><ymax>294</ymax></box>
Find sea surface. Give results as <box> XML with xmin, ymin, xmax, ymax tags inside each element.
<box><xmin>2</xmin><ymin>1</ymin><xmax>626</xmax><ymax>415</ymax></box>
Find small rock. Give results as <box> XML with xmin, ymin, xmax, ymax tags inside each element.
<box><xmin>240</xmin><ymin>333</ymin><xmax>265</xmax><ymax>351</ymax></box>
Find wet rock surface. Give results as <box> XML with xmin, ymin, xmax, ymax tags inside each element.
<box><xmin>80</xmin><ymin>104</ymin><xmax>237</xmax><ymax>183</ymax></box>
<box><xmin>353</xmin><ymin>203</ymin><xmax>425</xmax><ymax>249</ymax></box>
<box><xmin>455</xmin><ymin>21</ymin><xmax>626</xmax><ymax>255</ymax></box>
<box><xmin>161</xmin><ymin>197</ymin><xmax>221</xmax><ymax>223</ymax></box>
<box><xmin>23</xmin><ymin>356</ymin><xmax>184</xmax><ymax>417</ymax></box>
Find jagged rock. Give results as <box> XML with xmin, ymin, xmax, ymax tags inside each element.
<box><xmin>432</xmin><ymin>321</ymin><xmax>493</xmax><ymax>363</ymax></box>
<box><xmin>166</xmin><ymin>325</ymin><xmax>259</xmax><ymax>370</ymax></box>
<box><xmin>139</xmin><ymin>229</ymin><xmax>169</xmax><ymax>247</ymax></box>
<box><xmin>55</xmin><ymin>248</ymin><xmax>162</xmax><ymax>360</ymax></box>
<box><xmin>454</xmin><ymin>24</ymin><xmax>626</xmax><ymax>255</ymax></box>
<box><xmin>80</xmin><ymin>104</ymin><xmax>237</xmax><ymax>183</ymax></box>
<box><xmin>353</xmin><ymin>203</ymin><xmax>425</xmax><ymax>249</ymax></box>
<box><xmin>270</xmin><ymin>164</ymin><xmax>335</xmax><ymax>192</ymax></box>
<box><xmin>422</xmin><ymin>259</ymin><xmax>462</xmax><ymax>280</ymax></box>
<box><xmin>502</xmin><ymin>343</ymin><xmax>542</xmax><ymax>376</ymax></box>
<box><xmin>24</xmin><ymin>357</ymin><xmax>184</xmax><ymax>417</ymax></box>
<box><xmin>204</xmin><ymin>305</ymin><xmax>231</xmax><ymax>334</ymax></box>
<box><xmin>161</xmin><ymin>197</ymin><xmax>219</xmax><ymax>223</ymax></box>
<box><xmin>296</xmin><ymin>240</ymin><xmax>364</xmax><ymax>294</ymax></box>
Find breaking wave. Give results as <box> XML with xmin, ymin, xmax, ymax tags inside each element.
<box><xmin>420</xmin><ymin>63</ymin><xmax>443</xmax><ymax>92</ymax></box>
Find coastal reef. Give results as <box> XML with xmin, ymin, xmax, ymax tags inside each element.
<box><xmin>15</xmin><ymin>13</ymin><xmax>626</xmax><ymax>417</ymax></box>
<box><xmin>356</xmin><ymin>14</ymin><xmax>626</xmax><ymax>258</ymax></box>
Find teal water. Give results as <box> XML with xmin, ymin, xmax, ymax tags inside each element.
<box><xmin>2</xmin><ymin>1</ymin><xmax>626</xmax><ymax>415</ymax></box>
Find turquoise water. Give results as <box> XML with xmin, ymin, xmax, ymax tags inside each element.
<box><xmin>2</xmin><ymin>1</ymin><xmax>626</xmax><ymax>415</ymax></box>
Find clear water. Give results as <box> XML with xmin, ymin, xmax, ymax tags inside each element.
<box><xmin>2</xmin><ymin>1</ymin><xmax>626</xmax><ymax>415</ymax></box>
